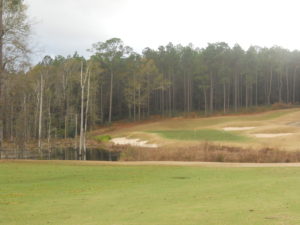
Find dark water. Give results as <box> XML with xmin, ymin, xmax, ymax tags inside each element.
<box><xmin>0</xmin><ymin>148</ymin><xmax>120</xmax><ymax>161</ymax></box>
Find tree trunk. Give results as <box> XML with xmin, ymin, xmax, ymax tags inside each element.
<box><xmin>0</xmin><ymin>0</ymin><xmax>3</xmax><ymax>71</ymax></box>
<box><xmin>234</xmin><ymin>73</ymin><xmax>238</xmax><ymax>112</ymax></box>
<box><xmin>47</xmin><ymin>99</ymin><xmax>51</xmax><ymax>159</ymax></box>
<box><xmin>245</xmin><ymin>79</ymin><xmax>248</xmax><ymax>109</ymax></box>
<box><xmin>285</xmin><ymin>66</ymin><xmax>289</xmax><ymax>103</ymax></box>
<box><xmin>138</xmin><ymin>87</ymin><xmax>141</xmax><ymax>120</ymax></box>
<box><xmin>24</xmin><ymin>95</ymin><xmax>27</xmax><ymax>143</ymax></box>
<box><xmin>108</xmin><ymin>70</ymin><xmax>113</xmax><ymax>123</ymax></box>
<box><xmin>203</xmin><ymin>87</ymin><xmax>207</xmax><ymax>116</ymax></box>
<box><xmin>79</xmin><ymin>63</ymin><xmax>87</xmax><ymax>160</ymax></box>
<box><xmin>223</xmin><ymin>82</ymin><xmax>226</xmax><ymax>113</ymax></box>
<box><xmin>64</xmin><ymin>116</ymin><xmax>67</xmax><ymax>139</ymax></box>
<box><xmin>189</xmin><ymin>76</ymin><xmax>193</xmax><ymax>112</ymax></box>
<box><xmin>79</xmin><ymin>83</ymin><xmax>84</xmax><ymax>160</ymax></box>
<box><xmin>255</xmin><ymin>71</ymin><xmax>258</xmax><ymax>106</ymax></box>
<box><xmin>100</xmin><ymin>84</ymin><xmax>103</xmax><ymax>123</ymax></box>
<box><xmin>188</xmin><ymin>75</ymin><xmax>190</xmax><ymax>113</ymax></box>
<box><xmin>168</xmin><ymin>71</ymin><xmax>172</xmax><ymax>116</ymax></box>
<box><xmin>279</xmin><ymin>72</ymin><xmax>282</xmax><ymax>103</ymax></box>
<box><xmin>183</xmin><ymin>71</ymin><xmax>187</xmax><ymax>112</ymax></box>
<box><xmin>267</xmin><ymin>67</ymin><xmax>273</xmax><ymax>105</ymax></box>
<box><xmin>75</xmin><ymin>114</ymin><xmax>78</xmax><ymax>150</ymax></box>
<box><xmin>38</xmin><ymin>73</ymin><xmax>44</xmax><ymax>152</ymax></box>
<box><xmin>293</xmin><ymin>67</ymin><xmax>297</xmax><ymax>103</ymax></box>
<box><xmin>147</xmin><ymin>74</ymin><xmax>150</xmax><ymax>117</ymax></box>
<box><xmin>209</xmin><ymin>72</ymin><xmax>214</xmax><ymax>113</ymax></box>
<box><xmin>133</xmin><ymin>83</ymin><xmax>136</xmax><ymax>121</ymax></box>
<box><xmin>83</xmin><ymin>72</ymin><xmax>91</xmax><ymax>161</ymax></box>
<box><xmin>0</xmin><ymin>0</ymin><xmax>3</xmax><ymax>149</ymax></box>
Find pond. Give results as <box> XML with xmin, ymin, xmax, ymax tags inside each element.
<box><xmin>0</xmin><ymin>148</ymin><xmax>121</xmax><ymax>161</ymax></box>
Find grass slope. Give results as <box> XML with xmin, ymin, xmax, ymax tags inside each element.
<box><xmin>1</xmin><ymin>161</ymin><xmax>300</xmax><ymax>225</ymax></box>
<box><xmin>95</xmin><ymin>108</ymin><xmax>300</xmax><ymax>151</ymax></box>
<box><xmin>150</xmin><ymin>129</ymin><xmax>249</xmax><ymax>142</ymax></box>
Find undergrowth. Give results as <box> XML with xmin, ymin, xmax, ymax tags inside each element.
<box><xmin>112</xmin><ymin>143</ymin><xmax>300</xmax><ymax>163</ymax></box>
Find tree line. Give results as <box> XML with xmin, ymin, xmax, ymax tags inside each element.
<box><xmin>2</xmin><ymin>38</ymin><xmax>300</xmax><ymax>149</ymax></box>
<box><xmin>2</xmin><ymin>1</ymin><xmax>300</xmax><ymax>154</ymax></box>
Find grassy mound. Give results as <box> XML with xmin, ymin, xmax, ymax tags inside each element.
<box><xmin>150</xmin><ymin>129</ymin><xmax>249</xmax><ymax>142</ymax></box>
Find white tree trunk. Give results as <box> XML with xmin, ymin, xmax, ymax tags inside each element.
<box><xmin>83</xmin><ymin>72</ymin><xmax>91</xmax><ymax>160</ymax></box>
<box><xmin>79</xmin><ymin>62</ymin><xmax>89</xmax><ymax>160</ymax></box>
<box><xmin>38</xmin><ymin>73</ymin><xmax>44</xmax><ymax>152</ymax></box>
<box><xmin>47</xmin><ymin>99</ymin><xmax>51</xmax><ymax>159</ymax></box>
<box><xmin>108</xmin><ymin>70</ymin><xmax>113</xmax><ymax>123</ymax></box>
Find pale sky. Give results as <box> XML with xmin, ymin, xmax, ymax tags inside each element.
<box><xmin>25</xmin><ymin>0</ymin><xmax>300</xmax><ymax>63</ymax></box>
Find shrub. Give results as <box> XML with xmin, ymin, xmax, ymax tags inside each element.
<box><xmin>272</xmin><ymin>102</ymin><xmax>293</xmax><ymax>109</ymax></box>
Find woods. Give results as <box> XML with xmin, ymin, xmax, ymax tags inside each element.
<box><xmin>3</xmin><ymin>41</ymin><xmax>300</xmax><ymax>148</ymax></box>
<box><xmin>2</xmin><ymin>1</ymin><xmax>300</xmax><ymax>159</ymax></box>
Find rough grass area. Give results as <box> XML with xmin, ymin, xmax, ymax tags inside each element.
<box><xmin>95</xmin><ymin>108</ymin><xmax>300</xmax><ymax>151</ymax></box>
<box><xmin>246</xmin><ymin>110</ymin><xmax>293</xmax><ymax>121</ymax></box>
<box><xmin>119</xmin><ymin>144</ymin><xmax>300</xmax><ymax>162</ymax></box>
<box><xmin>150</xmin><ymin>129</ymin><xmax>249</xmax><ymax>142</ymax></box>
<box><xmin>2</xmin><ymin>161</ymin><xmax>300</xmax><ymax>225</ymax></box>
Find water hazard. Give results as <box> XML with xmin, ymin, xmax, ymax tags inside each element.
<box><xmin>0</xmin><ymin>148</ymin><xmax>121</xmax><ymax>161</ymax></box>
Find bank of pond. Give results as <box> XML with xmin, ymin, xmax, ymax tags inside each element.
<box><xmin>0</xmin><ymin>148</ymin><xmax>120</xmax><ymax>161</ymax></box>
<box><xmin>2</xmin><ymin>144</ymin><xmax>300</xmax><ymax>163</ymax></box>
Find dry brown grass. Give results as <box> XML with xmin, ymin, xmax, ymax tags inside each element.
<box><xmin>114</xmin><ymin>143</ymin><xmax>300</xmax><ymax>163</ymax></box>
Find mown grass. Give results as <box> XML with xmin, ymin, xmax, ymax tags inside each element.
<box><xmin>149</xmin><ymin>129</ymin><xmax>249</xmax><ymax>142</ymax></box>
<box><xmin>1</xmin><ymin>161</ymin><xmax>300</xmax><ymax>225</ymax></box>
<box><xmin>93</xmin><ymin>134</ymin><xmax>112</xmax><ymax>142</ymax></box>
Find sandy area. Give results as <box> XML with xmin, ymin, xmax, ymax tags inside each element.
<box><xmin>287</xmin><ymin>121</ymin><xmax>300</xmax><ymax>127</ymax></box>
<box><xmin>110</xmin><ymin>137</ymin><xmax>158</xmax><ymax>148</ymax></box>
<box><xmin>253</xmin><ymin>133</ymin><xmax>293</xmax><ymax>138</ymax></box>
<box><xmin>223</xmin><ymin>127</ymin><xmax>256</xmax><ymax>131</ymax></box>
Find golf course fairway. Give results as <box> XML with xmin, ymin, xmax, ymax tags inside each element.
<box><xmin>1</xmin><ymin>161</ymin><xmax>300</xmax><ymax>225</ymax></box>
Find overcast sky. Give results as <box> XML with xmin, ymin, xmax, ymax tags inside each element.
<box><xmin>25</xmin><ymin>0</ymin><xmax>300</xmax><ymax>63</ymax></box>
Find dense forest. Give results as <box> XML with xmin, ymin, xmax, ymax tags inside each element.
<box><xmin>3</xmin><ymin>40</ymin><xmax>300</xmax><ymax>141</ymax></box>
<box><xmin>1</xmin><ymin>0</ymin><xmax>300</xmax><ymax>156</ymax></box>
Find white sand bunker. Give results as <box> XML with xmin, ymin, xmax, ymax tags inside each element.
<box><xmin>111</xmin><ymin>137</ymin><xmax>158</xmax><ymax>148</ymax></box>
<box><xmin>288</xmin><ymin>121</ymin><xmax>300</xmax><ymax>127</ymax></box>
<box><xmin>254</xmin><ymin>133</ymin><xmax>293</xmax><ymax>138</ymax></box>
<box><xmin>223</xmin><ymin>127</ymin><xmax>255</xmax><ymax>131</ymax></box>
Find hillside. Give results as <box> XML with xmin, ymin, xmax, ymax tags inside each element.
<box><xmin>92</xmin><ymin>108</ymin><xmax>300</xmax><ymax>151</ymax></box>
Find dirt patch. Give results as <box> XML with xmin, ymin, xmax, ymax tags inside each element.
<box><xmin>254</xmin><ymin>133</ymin><xmax>293</xmax><ymax>138</ymax></box>
<box><xmin>223</xmin><ymin>127</ymin><xmax>255</xmax><ymax>131</ymax></box>
<box><xmin>110</xmin><ymin>137</ymin><xmax>158</xmax><ymax>148</ymax></box>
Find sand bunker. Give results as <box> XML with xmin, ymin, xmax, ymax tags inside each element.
<box><xmin>287</xmin><ymin>121</ymin><xmax>300</xmax><ymax>127</ymax></box>
<box><xmin>223</xmin><ymin>127</ymin><xmax>255</xmax><ymax>131</ymax></box>
<box><xmin>254</xmin><ymin>133</ymin><xmax>293</xmax><ymax>138</ymax></box>
<box><xmin>110</xmin><ymin>137</ymin><xmax>158</xmax><ymax>148</ymax></box>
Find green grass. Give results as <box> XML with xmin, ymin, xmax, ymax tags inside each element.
<box><xmin>93</xmin><ymin>134</ymin><xmax>112</xmax><ymax>142</ymax></box>
<box><xmin>1</xmin><ymin>161</ymin><xmax>300</xmax><ymax>225</ymax></box>
<box><xmin>150</xmin><ymin>129</ymin><xmax>249</xmax><ymax>142</ymax></box>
